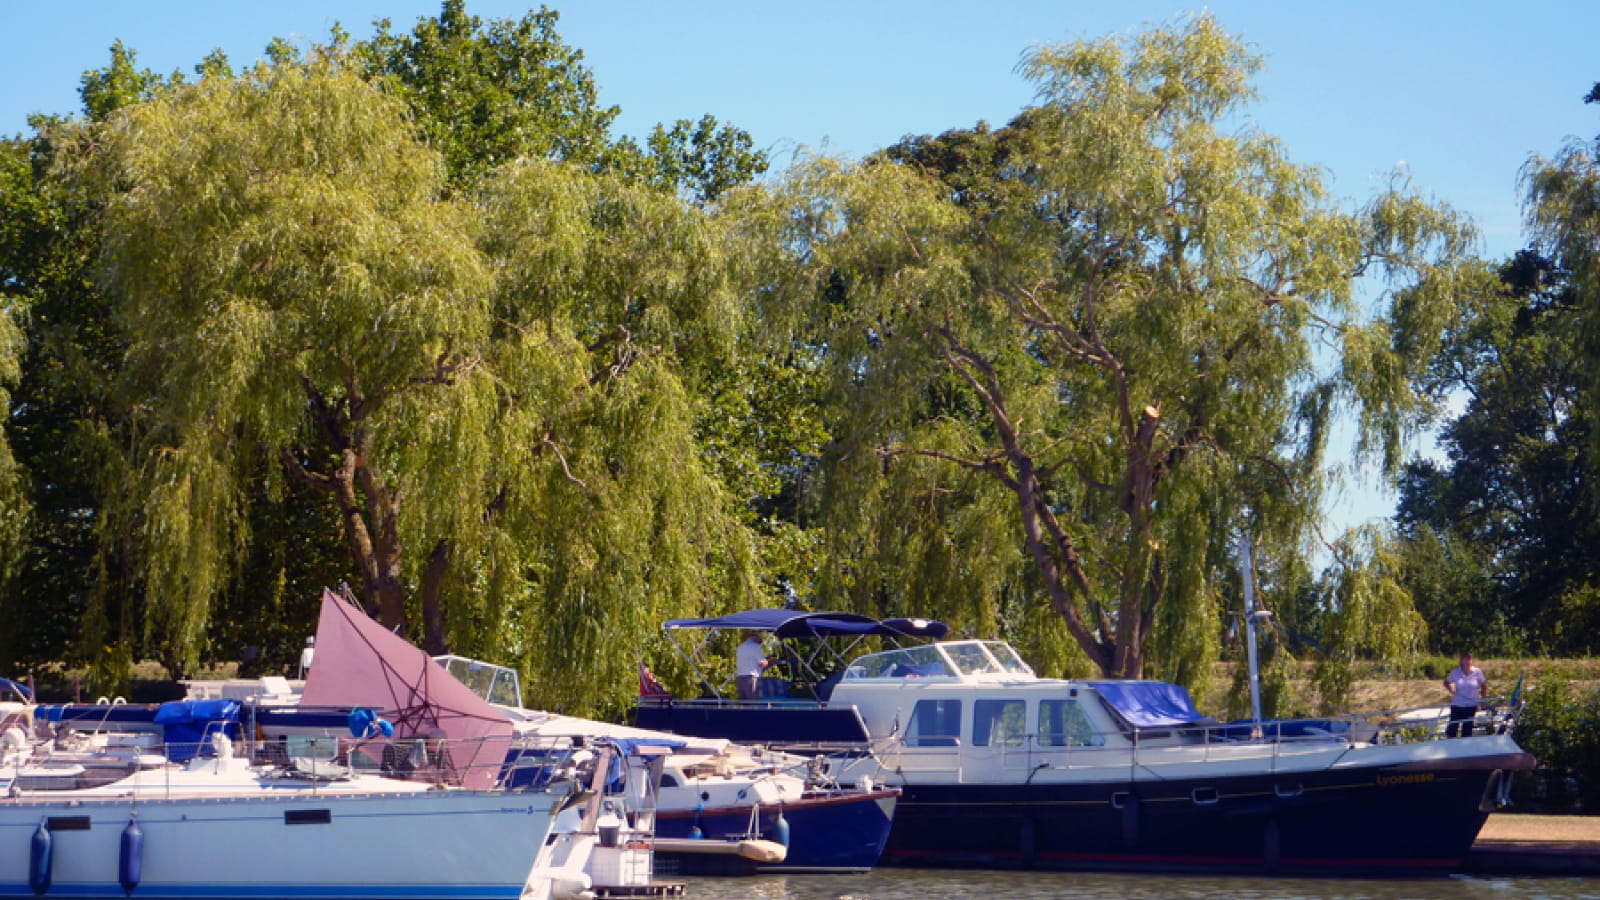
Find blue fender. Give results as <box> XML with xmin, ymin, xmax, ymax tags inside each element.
<box><xmin>770</xmin><ymin>809</ymin><xmax>790</xmax><ymax>848</ymax></box>
<box><xmin>29</xmin><ymin>819</ymin><xmax>52</xmax><ymax>895</ymax></box>
<box><xmin>119</xmin><ymin>815</ymin><xmax>144</xmax><ymax>894</ymax></box>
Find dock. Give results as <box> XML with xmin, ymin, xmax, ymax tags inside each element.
<box><xmin>1464</xmin><ymin>814</ymin><xmax>1600</xmax><ymax>875</ymax></box>
<box><xmin>593</xmin><ymin>884</ymin><xmax>685</xmax><ymax>899</ymax></box>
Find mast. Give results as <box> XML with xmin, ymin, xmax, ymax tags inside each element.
<box><xmin>1240</xmin><ymin>537</ymin><xmax>1264</xmax><ymax>725</ymax></box>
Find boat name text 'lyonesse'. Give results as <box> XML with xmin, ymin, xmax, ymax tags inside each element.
<box><xmin>1376</xmin><ymin>773</ymin><xmax>1436</xmax><ymax>787</ymax></box>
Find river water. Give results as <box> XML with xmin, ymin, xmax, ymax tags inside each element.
<box><xmin>680</xmin><ymin>870</ymin><xmax>1600</xmax><ymax>900</ymax></box>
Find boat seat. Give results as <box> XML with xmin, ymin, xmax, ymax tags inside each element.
<box><xmin>890</xmin><ymin>663</ymin><xmax>946</xmax><ymax>678</ymax></box>
<box><xmin>815</xmin><ymin>669</ymin><xmax>844</xmax><ymax>700</ymax></box>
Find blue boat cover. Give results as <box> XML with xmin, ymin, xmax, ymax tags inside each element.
<box><xmin>1084</xmin><ymin>680</ymin><xmax>1204</xmax><ymax>728</ymax></box>
<box><xmin>153</xmin><ymin>698</ymin><xmax>241</xmax><ymax>724</ymax></box>
<box><xmin>36</xmin><ymin>704</ymin><xmax>159</xmax><ymax>725</ymax></box>
<box><xmin>346</xmin><ymin>707</ymin><xmax>395</xmax><ymax>738</ymax></box>
<box><xmin>607</xmin><ymin>737</ymin><xmax>686</xmax><ymax>755</ymax></box>
<box><xmin>881</xmin><ymin>617</ymin><xmax>950</xmax><ymax>639</ymax></box>
<box><xmin>603</xmin><ymin>737</ymin><xmax>686</xmax><ymax>791</ymax></box>
<box><xmin>154</xmin><ymin>699</ymin><xmax>242</xmax><ymax>762</ymax></box>
<box><xmin>0</xmin><ymin>677</ymin><xmax>31</xmax><ymax>702</ymax></box>
<box><xmin>665</xmin><ymin>608</ymin><xmax>948</xmax><ymax>639</ymax></box>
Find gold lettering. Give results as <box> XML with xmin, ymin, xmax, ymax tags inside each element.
<box><xmin>1376</xmin><ymin>773</ymin><xmax>1436</xmax><ymax>787</ymax></box>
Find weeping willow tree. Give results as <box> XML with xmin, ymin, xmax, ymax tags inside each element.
<box><xmin>1523</xmin><ymin>88</ymin><xmax>1600</xmax><ymax>465</ymax></box>
<box><xmin>60</xmin><ymin>53</ymin><xmax>759</xmax><ymax>709</ymax></box>
<box><xmin>466</xmin><ymin>157</ymin><xmax>762</xmax><ymax>712</ymax></box>
<box><xmin>0</xmin><ymin>296</ymin><xmax>25</xmax><ymax>588</ymax></box>
<box><xmin>742</xmin><ymin>15</ymin><xmax>1480</xmax><ymax>684</ymax></box>
<box><xmin>0</xmin><ymin>146</ymin><xmax>24</xmax><ymax>576</ymax></box>
<box><xmin>1311</xmin><ymin>528</ymin><xmax>1428</xmax><ymax>712</ymax></box>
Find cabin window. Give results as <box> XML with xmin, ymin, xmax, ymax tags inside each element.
<box><xmin>1038</xmin><ymin>699</ymin><xmax>1104</xmax><ymax>747</ymax></box>
<box><xmin>972</xmin><ymin>699</ymin><xmax>1026</xmax><ymax>747</ymax></box>
<box><xmin>905</xmin><ymin>699</ymin><xmax>961</xmax><ymax>747</ymax></box>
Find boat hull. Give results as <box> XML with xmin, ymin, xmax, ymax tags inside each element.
<box><xmin>655</xmin><ymin>789</ymin><xmax>898</xmax><ymax>873</ymax></box>
<box><xmin>0</xmin><ymin>789</ymin><xmax>555</xmax><ymax>899</ymax></box>
<box><xmin>636</xmin><ymin>700</ymin><xmax>869</xmax><ymax>745</ymax></box>
<box><xmin>878</xmin><ymin>753</ymin><xmax>1524</xmax><ymax>875</ymax></box>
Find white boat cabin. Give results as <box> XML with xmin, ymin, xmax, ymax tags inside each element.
<box><xmin>833</xmin><ymin>640</ymin><xmax>1115</xmax><ymax>749</ymax></box>
<box><xmin>824</xmin><ymin>639</ymin><xmax>1417</xmax><ymax>785</ymax></box>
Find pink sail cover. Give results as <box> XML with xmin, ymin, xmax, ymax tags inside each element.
<box><xmin>301</xmin><ymin>588</ymin><xmax>512</xmax><ymax>790</ymax></box>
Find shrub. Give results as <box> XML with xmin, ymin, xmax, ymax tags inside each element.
<box><xmin>1511</xmin><ymin>678</ymin><xmax>1600</xmax><ymax>812</ymax></box>
<box><xmin>1417</xmin><ymin>655</ymin><xmax>1456</xmax><ymax>681</ymax></box>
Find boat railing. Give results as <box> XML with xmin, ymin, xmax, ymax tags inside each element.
<box><xmin>5</xmin><ymin>731</ymin><xmax>576</xmax><ymax>799</ymax></box>
<box><xmin>897</xmin><ymin>697</ymin><xmax>1520</xmax><ymax>778</ymax></box>
<box><xmin>636</xmin><ymin>692</ymin><xmax>826</xmax><ymax>710</ymax></box>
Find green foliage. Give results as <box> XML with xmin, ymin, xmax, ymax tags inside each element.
<box><xmin>1395</xmin><ymin>247</ymin><xmax>1598</xmax><ymax>656</ymax></box>
<box><xmin>35</xmin><ymin>50</ymin><xmax>762</xmax><ymax>711</ymax></box>
<box><xmin>352</xmin><ymin>2</ymin><xmax>768</xmax><ymax>202</ymax></box>
<box><xmin>1311</xmin><ymin>528</ymin><xmax>1426</xmax><ymax>712</ymax></box>
<box><xmin>0</xmin><ymin>123</ymin><xmax>133</xmax><ymax>674</ymax></box>
<box><xmin>1523</xmin><ymin>110</ymin><xmax>1600</xmax><ymax>435</ymax></box>
<box><xmin>1222</xmin><ymin>652</ymin><xmax>1309</xmax><ymax>722</ymax></box>
<box><xmin>1396</xmin><ymin>526</ymin><xmax>1523</xmax><ymax>657</ymax></box>
<box><xmin>1511</xmin><ymin>678</ymin><xmax>1600</xmax><ymax>812</ymax></box>
<box><xmin>640</xmin><ymin>114</ymin><xmax>770</xmax><ymax>204</ymax></box>
<box><xmin>78</xmin><ymin>40</ymin><xmax>181</xmax><ymax>122</ymax></box>
<box><xmin>749</xmin><ymin>14</ymin><xmax>1469</xmax><ymax>686</ymax></box>
<box><xmin>1415</xmin><ymin>654</ymin><xmax>1458</xmax><ymax>681</ymax></box>
<box><xmin>0</xmin><ymin>144</ymin><xmax>34</xmax><ymax>590</ymax></box>
<box><xmin>355</xmin><ymin>1</ymin><xmax>618</xmax><ymax>190</ymax></box>
<box><xmin>0</xmin><ymin>286</ymin><xmax>26</xmax><ymax>593</ymax></box>
<box><xmin>0</xmin><ymin>9</ymin><xmax>1518</xmax><ymax>711</ymax></box>
<box><xmin>0</xmin><ymin>7</ymin><xmax>775</xmax><ymax>701</ymax></box>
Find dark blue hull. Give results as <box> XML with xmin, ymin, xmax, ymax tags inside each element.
<box><xmin>881</xmin><ymin>757</ymin><xmax>1520</xmax><ymax>875</ymax></box>
<box><xmin>655</xmin><ymin>789</ymin><xmax>897</xmax><ymax>872</ymax></box>
<box><xmin>636</xmin><ymin>700</ymin><xmax>868</xmax><ymax>745</ymax></box>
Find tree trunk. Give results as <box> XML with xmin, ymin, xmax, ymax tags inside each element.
<box><xmin>419</xmin><ymin>539</ymin><xmax>451</xmax><ymax>656</ymax></box>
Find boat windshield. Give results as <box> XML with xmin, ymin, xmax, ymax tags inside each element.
<box><xmin>846</xmin><ymin>644</ymin><xmax>953</xmax><ymax>679</ymax></box>
<box><xmin>433</xmin><ymin>656</ymin><xmax>523</xmax><ymax>707</ymax></box>
<box><xmin>843</xmin><ymin>640</ymin><xmax>1037</xmax><ymax>681</ymax></box>
<box><xmin>982</xmin><ymin>642</ymin><xmax>1034</xmax><ymax>676</ymax></box>
<box><xmin>944</xmin><ymin>642</ymin><xmax>1003</xmax><ymax>675</ymax></box>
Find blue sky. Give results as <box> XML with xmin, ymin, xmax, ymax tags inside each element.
<box><xmin>4</xmin><ymin>0</ymin><xmax>1596</xmax><ymax>529</ymax></box>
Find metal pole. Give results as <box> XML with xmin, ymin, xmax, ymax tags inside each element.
<box><xmin>1240</xmin><ymin>537</ymin><xmax>1263</xmax><ymax>726</ymax></box>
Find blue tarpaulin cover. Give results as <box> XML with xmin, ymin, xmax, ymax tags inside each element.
<box><xmin>0</xmin><ymin>678</ymin><xmax>31</xmax><ymax>702</ymax></box>
<box><xmin>1085</xmin><ymin>680</ymin><xmax>1204</xmax><ymax>728</ymax></box>
<box><xmin>152</xmin><ymin>699</ymin><xmax>241</xmax><ymax>724</ymax></box>
<box><xmin>603</xmin><ymin>737</ymin><xmax>686</xmax><ymax>790</ymax></box>
<box><xmin>346</xmin><ymin>707</ymin><xmax>395</xmax><ymax>738</ymax></box>
<box><xmin>154</xmin><ymin>699</ymin><xmax>242</xmax><ymax>762</ymax></box>
<box><xmin>607</xmin><ymin>737</ymin><xmax>686</xmax><ymax>756</ymax></box>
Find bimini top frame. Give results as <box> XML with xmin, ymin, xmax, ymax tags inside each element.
<box><xmin>661</xmin><ymin>609</ymin><xmax>948</xmax><ymax>700</ymax></box>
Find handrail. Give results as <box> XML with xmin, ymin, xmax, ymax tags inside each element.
<box><xmin>3</xmin><ymin>733</ymin><xmax>578</xmax><ymax>801</ymax></box>
<box><xmin>958</xmin><ymin>697</ymin><xmax>1523</xmax><ymax>779</ymax></box>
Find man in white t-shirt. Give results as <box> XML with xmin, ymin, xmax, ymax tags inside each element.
<box><xmin>1444</xmin><ymin>651</ymin><xmax>1488</xmax><ymax>738</ymax></box>
<box><xmin>736</xmin><ymin>631</ymin><xmax>769</xmax><ymax>700</ymax></box>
